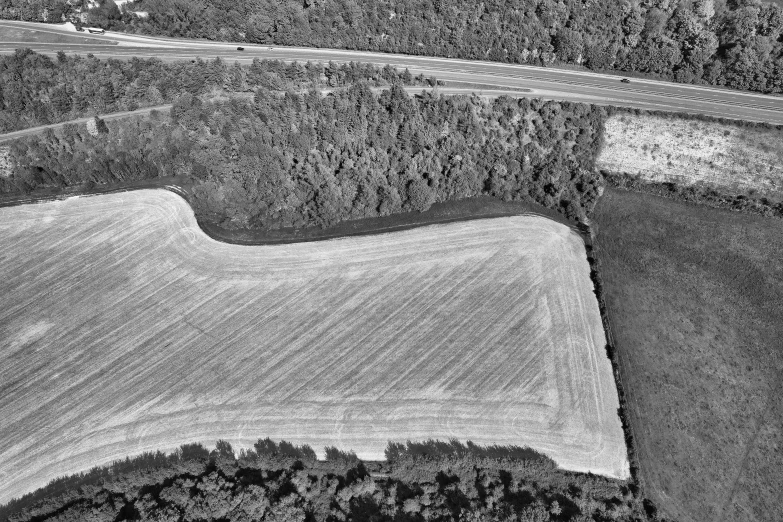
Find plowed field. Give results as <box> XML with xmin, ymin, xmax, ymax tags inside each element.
<box><xmin>0</xmin><ymin>190</ymin><xmax>627</xmax><ymax>504</ymax></box>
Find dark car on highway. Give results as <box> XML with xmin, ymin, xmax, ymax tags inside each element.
<box><xmin>621</xmin><ymin>78</ymin><xmax>631</xmax><ymax>83</ymax></box>
<box><xmin>237</xmin><ymin>46</ymin><xmax>245</xmax><ymax>51</ymax></box>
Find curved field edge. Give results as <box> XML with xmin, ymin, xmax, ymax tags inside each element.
<box><xmin>0</xmin><ymin>189</ymin><xmax>628</xmax><ymax>504</ymax></box>
<box><xmin>0</xmin><ymin>178</ymin><xmax>577</xmax><ymax>245</ymax></box>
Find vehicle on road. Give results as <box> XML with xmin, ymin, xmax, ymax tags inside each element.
<box><xmin>237</xmin><ymin>46</ymin><xmax>244</xmax><ymax>51</ymax></box>
<box><xmin>621</xmin><ymin>78</ymin><xmax>631</xmax><ymax>83</ymax></box>
<box><xmin>86</xmin><ymin>27</ymin><xmax>105</xmax><ymax>34</ymax></box>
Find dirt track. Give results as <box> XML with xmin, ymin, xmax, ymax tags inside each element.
<box><xmin>0</xmin><ymin>104</ymin><xmax>172</xmax><ymax>144</ymax></box>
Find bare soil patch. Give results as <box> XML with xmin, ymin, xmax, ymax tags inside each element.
<box><xmin>0</xmin><ymin>190</ymin><xmax>627</xmax><ymax>504</ymax></box>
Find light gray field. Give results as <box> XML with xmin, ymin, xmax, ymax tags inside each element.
<box><xmin>597</xmin><ymin>114</ymin><xmax>783</xmax><ymax>197</ymax></box>
<box><xmin>0</xmin><ymin>190</ymin><xmax>628</xmax><ymax>504</ymax></box>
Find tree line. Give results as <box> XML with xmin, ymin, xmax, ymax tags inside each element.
<box><xmin>1</xmin><ymin>438</ymin><xmax>657</xmax><ymax>522</ymax></box>
<box><xmin>0</xmin><ymin>48</ymin><xmax>430</xmax><ymax>132</ymax></box>
<box><xmin>3</xmin><ymin>0</ymin><xmax>783</xmax><ymax>94</ymax></box>
<box><xmin>0</xmin><ymin>438</ymin><xmax>322</xmax><ymax>521</ymax></box>
<box><xmin>604</xmin><ymin>171</ymin><xmax>783</xmax><ymax>217</ymax></box>
<box><xmin>2</xmin><ymin>79</ymin><xmax>606</xmax><ymax>227</ymax></box>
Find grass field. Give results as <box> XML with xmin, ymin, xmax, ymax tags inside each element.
<box><xmin>593</xmin><ymin>188</ymin><xmax>783</xmax><ymax>522</ymax></box>
<box><xmin>0</xmin><ymin>25</ymin><xmax>114</xmax><ymax>45</ymax></box>
<box><xmin>0</xmin><ymin>189</ymin><xmax>627</xmax><ymax>504</ymax></box>
<box><xmin>597</xmin><ymin>114</ymin><xmax>783</xmax><ymax>199</ymax></box>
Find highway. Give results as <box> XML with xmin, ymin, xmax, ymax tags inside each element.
<box><xmin>2</xmin><ymin>20</ymin><xmax>783</xmax><ymax>124</ymax></box>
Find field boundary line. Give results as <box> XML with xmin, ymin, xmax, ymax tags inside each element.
<box><xmin>717</xmin><ymin>370</ymin><xmax>783</xmax><ymax>521</ymax></box>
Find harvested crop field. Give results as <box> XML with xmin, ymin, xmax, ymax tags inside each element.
<box><xmin>597</xmin><ymin>114</ymin><xmax>783</xmax><ymax>197</ymax></box>
<box><xmin>593</xmin><ymin>188</ymin><xmax>783</xmax><ymax>522</ymax></box>
<box><xmin>0</xmin><ymin>190</ymin><xmax>627</xmax><ymax>504</ymax></box>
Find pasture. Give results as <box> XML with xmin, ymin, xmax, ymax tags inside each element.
<box><xmin>597</xmin><ymin>114</ymin><xmax>783</xmax><ymax>199</ymax></box>
<box><xmin>0</xmin><ymin>190</ymin><xmax>627</xmax><ymax>504</ymax></box>
<box><xmin>593</xmin><ymin>188</ymin><xmax>783</xmax><ymax>522</ymax></box>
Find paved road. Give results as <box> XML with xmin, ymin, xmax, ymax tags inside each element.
<box><xmin>0</xmin><ymin>104</ymin><xmax>172</xmax><ymax>143</ymax></box>
<box><xmin>2</xmin><ymin>20</ymin><xmax>783</xmax><ymax>123</ymax></box>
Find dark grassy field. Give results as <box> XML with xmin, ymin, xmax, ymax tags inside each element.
<box><xmin>592</xmin><ymin>188</ymin><xmax>783</xmax><ymax>522</ymax></box>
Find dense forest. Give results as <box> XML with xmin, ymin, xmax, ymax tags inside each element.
<box><xmin>2</xmin><ymin>0</ymin><xmax>783</xmax><ymax>94</ymax></box>
<box><xmin>1</xmin><ymin>439</ymin><xmax>655</xmax><ymax>522</ymax></box>
<box><xmin>1</xmin><ymin>53</ymin><xmax>606</xmax><ymax>228</ymax></box>
<box><xmin>0</xmin><ymin>48</ymin><xmax>430</xmax><ymax>132</ymax></box>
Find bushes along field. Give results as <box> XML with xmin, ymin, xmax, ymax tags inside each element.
<box><xmin>604</xmin><ymin>171</ymin><xmax>783</xmax><ymax>218</ymax></box>
<box><xmin>4</xmin><ymin>0</ymin><xmax>783</xmax><ymax>94</ymax></box>
<box><xmin>592</xmin><ymin>187</ymin><xmax>783</xmax><ymax>522</ymax></box>
<box><xmin>0</xmin><ymin>439</ymin><xmax>650</xmax><ymax>522</ymax></box>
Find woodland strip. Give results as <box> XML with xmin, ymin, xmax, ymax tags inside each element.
<box><xmin>1</xmin><ymin>439</ymin><xmax>652</xmax><ymax>522</ymax></box>
<box><xmin>1</xmin><ymin>52</ymin><xmax>607</xmax><ymax>230</ymax></box>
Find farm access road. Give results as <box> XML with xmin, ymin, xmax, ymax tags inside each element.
<box><xmin>0</xmin><ymin>104</ymin><xmax>172</xmax><ymax>143</ymax></box>
<box><xmin>2</xmin><ymin>20</ymin><xmax>783</xmax><ymax>124</ymax></box>
<box><xmin>0</xmin><ymin>87</ymin><xmax>521</xmax><ymax>144</ymax></box>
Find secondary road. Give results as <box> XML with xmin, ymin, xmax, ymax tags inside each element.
<box><xmin>0</xmin><ymin>104</ymin><xmax>172</xmax><ymax>143</ymax></box>
<box><xmin>2</xmin><ymin>20</ymin><xmax>783</xmax><ymax>123</ymax></box>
